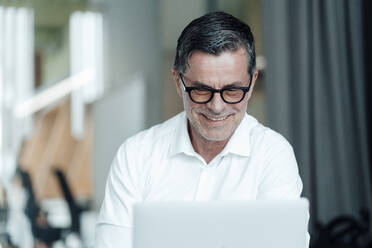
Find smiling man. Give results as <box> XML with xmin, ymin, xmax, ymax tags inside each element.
<box><xmin>96</xmin><ymin>11</ymin><xmax>304</xmax><ymax>247</ymax></box>
<box><xmin>175</xmin><ymin>47</ymin><xmax>255</xmax><ymax>163</ymax></box>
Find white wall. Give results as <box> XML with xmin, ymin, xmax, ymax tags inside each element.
<box><xmin>161</xmin><ymin>0</ymin><xmax>206</xmax><ymax>52</ymax></box>
<box><xmin>107</xmin><ymin>0</ymin><xmax>163</xmax><ymax>127</ymax></box>
<box><xmin>92</xmin><ymin>0</ymin><xmax>162</xmax><ymax>209</ymax></box>
<box><xmin>92</xmin><ymin>75</ymin><xmax>145</xmax><ymax>209</ymax></box>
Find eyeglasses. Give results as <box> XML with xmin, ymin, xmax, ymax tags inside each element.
<box><xmin>178</xmin><ymin>73</ymin><xmax>252</xmax><ymax>104</ymax></box>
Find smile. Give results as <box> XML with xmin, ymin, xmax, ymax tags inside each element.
<box><xmin>204</xmin><ymin>114</ymin><xmax>229</xmax><ymax>122</ymax></box>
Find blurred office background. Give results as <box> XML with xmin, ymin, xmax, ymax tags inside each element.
<box><xmin>0</xmin><ymin>0</ymin><xmax>371</xmax><ymax>247</ymax></box>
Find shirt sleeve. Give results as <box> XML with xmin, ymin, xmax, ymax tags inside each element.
<box><xmin>96</xmin><ymin>142</ymin><xmax>143</xmax><ymax>247</ymax></box>
<box><xmin>257</xmin><ymin>137</ymin><xmax>303</xmax><ymax>199</ymax></box>
<box><xmin>256</xmin><ymin>133</ymin><xmax>309</xmax><ymax>247</ymax></box>
<box><xmin>95</xmin><ymin>224</ymin><xmax>132</xmax><ymax>248</ymax></box>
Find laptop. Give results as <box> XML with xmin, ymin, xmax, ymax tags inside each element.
<box><xmin>133</xmin><ymin>198</ymin><xmax>309</xmax><ymax>248</ymax></box>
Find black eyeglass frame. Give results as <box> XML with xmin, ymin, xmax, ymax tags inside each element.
<box><xmin>178</xmin><ymin>72</ymin><xmax>253</xmax><ymax>104</ymax></box>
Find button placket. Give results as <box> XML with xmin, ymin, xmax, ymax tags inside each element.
<box><xmin>194</xmin><ymin>159</ymin><xmax>220</xmax><ymax>200</ymax></box>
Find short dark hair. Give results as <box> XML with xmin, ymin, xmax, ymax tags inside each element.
<box><xmin>174</xmin><ymin>11</ymin><xmax>256</xmax><ymax>76</ymax></box>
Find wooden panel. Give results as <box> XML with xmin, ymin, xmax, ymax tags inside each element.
<box><xmin>17</xmin><ymin>99</ymin><xmax>93</xmax><ymax>200</ymax></box>
<box><xmin>68</xmin><ymin>108</ymin><xmax>93</xmax><ymax>199</ymax></box>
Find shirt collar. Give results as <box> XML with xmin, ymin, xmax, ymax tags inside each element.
<box><xmin>169</xmin><ymin>112</ymin><xmax>256</xmax><ymax>158</ymax></box>
<box><xmin>219</xmin><ymin>113</ymin><xmax>256</xmax><ymax>157</ymax></box>
<box><xmin>169</xmin><ymin>111</ymin><xmax>196</xmax><ymax>157</ymax></box>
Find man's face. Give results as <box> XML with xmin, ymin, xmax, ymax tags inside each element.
<box><xmin>173</xmin><ymin>47</ymin><xmax>258</xmax><ymax>143</ymax></box>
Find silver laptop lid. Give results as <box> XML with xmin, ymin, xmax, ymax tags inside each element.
<box><xmin>133</xmin><ymin>198</ymin><xmax>309</xmax><ymax>248</ymax></box>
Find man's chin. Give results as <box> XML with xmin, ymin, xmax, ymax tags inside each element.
<box><xmin>189</xmin><ymin>119</ymin><xmax>234</xmax><ymax>142</ymax></box>
<box><xmin>201</xmin><ymin>131</ymin><xmax>232</xmax><ymax>142</ymax></box>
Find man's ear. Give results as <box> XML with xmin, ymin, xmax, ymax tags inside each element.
<box><xmin>172</xmin><ymin>69</ymin><xmax>183</xmax><ymax>97</ymax></box>
<box><xmin>247</xmin><ymin>70</ymin><xmax>259</xmax><ymax>100</ymax></box>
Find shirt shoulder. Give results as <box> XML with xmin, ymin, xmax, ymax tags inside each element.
<box><xmin>120</xmin><ymin>112</ymin><xmax>183</xmax><ymax>156</ymax></box>
<box><xmin>244</xmin><ymin>116</ymin><xmax>301</xmax><ymax>199</ymax></box>
<box><xmin>247</xmin><ymin>115</ymin><xmax>293</xmax><ymax>151</ymax></box>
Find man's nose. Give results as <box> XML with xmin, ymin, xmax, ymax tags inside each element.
<box><xmin>206</xmin><ymin>92</ymin><xmax>226</xmax><ymax>113</ymax></box>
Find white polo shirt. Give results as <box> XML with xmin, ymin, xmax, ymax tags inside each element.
<box><xmin>96</xmin><ymin>111</ymin><xmax>304</xmax><ymax>247</ymax></box>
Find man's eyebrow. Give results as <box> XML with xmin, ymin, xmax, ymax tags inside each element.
<box><xmin>224</xmin><ymin>81</ymin><xmax>245</xmax><ymax>87</ymax></box>
<box><xmin>189</xmin><ymin>81</ymin><xmax>245</xmax><ymax>87</ymax></box>
<box><xmin>189</xmin><ymin>81</ymin><xmax>210</xmax><ymax>87</ymax></box>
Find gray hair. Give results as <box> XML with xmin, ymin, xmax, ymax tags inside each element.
<box><xmin>174</xmin><ymin>11</ymin><xmax>256</xmax><ymax>76</ymax></box>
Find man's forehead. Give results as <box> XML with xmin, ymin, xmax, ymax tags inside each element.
<box><xmin>185</xmin><ymin>48</ymin><xmax>249</xmax><ymax>76</ymax></box>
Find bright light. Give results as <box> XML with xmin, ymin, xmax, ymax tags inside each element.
<box><xmin>0</xmin><ymin>7</ymin><xmax>4</xmax><ymax>156</ymax></box>
<box><xmin>70</xmin><ymin>11</ymin><xmax>103</xmax><ymax>139</ymax></box>
<box><xmin>14</xmin><ymin>69</ymin><xmax>93</xmax><ymax>119</ymax></box>
<box><xmin>70</xmin><ymin>11</ymin><xmax>103</xmax><ymax>103</ymax></box>
<box><xmin>0</xmin><ymin>6</ymin><xmax>33</xmax><ymax>183</ymax></box>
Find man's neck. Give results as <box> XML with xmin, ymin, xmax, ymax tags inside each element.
<box><xmin>188</xmin><ymin>123</ymin><xmax>231</xmax><ymax>164</ymax></box>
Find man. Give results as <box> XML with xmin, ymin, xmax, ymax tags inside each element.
<box><xmin>96</xmin><ymin>11</ymin><xmax>304</xmax><ymax>247</ymax></box>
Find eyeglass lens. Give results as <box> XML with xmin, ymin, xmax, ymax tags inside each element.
<box><xmin>190</xmin><ymin>88</ymin><xmax>245</xmax><ymax>103</ymax></box>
